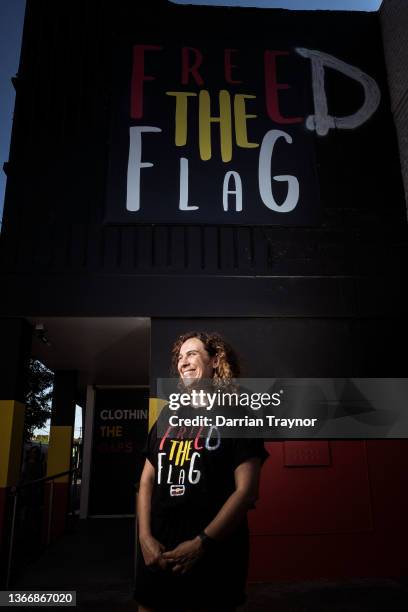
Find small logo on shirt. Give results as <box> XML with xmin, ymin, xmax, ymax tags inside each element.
<box><xmin>170</xmin><ymin>485</ymin><xmax>185</xmax><ymax>496</ymax></box>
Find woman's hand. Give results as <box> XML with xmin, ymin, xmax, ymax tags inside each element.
<box><xmin>162</xmin><ymin>537</ymin><xmax>204</xmax><ymax>574</ymax></box>
<box><xmin>139</xmin><ymin>533</ymin><xmax>168</xmax><ymax>570</ymax></box>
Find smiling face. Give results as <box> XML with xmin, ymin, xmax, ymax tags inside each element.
<box><xmin>177</xmin><ymin>337</ymin><xmax>218</xmax><ymax>385</ymax></box>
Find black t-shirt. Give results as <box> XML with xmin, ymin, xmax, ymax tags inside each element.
<box><xmin>135</xmin><ymin>405</ymin><xmax>269</xmax><ymax>609</ymax></box>
<box><xmin>143</xmin><ymin>405</ymin><xmax>269</xmax><ymax>524</ymax></box>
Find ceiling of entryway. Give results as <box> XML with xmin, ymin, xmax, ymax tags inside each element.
<box><xmin>27</xmin><ymin>317</ymin><xmax>150</xmax><ymax>401</ymax></box>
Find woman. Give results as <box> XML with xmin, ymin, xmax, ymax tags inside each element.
<box><xmin>135</xmin><ymin>331</ymin><xmax>268</xmax><ymax>612</ymax></box>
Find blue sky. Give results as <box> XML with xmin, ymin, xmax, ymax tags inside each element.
<box><xmin>172</xmin><ymin>0</ymin><xmax>382</xmax><ymax>8</ymax></box>
<box><xmin>0</xmin><ymin>0</ymin><xmax>25</xmax><ymax>228</ymax></box>
<box><xmin>0</xmin><ymin>0</ymin><xmax>383</xmax><ymax>226</ymax></box>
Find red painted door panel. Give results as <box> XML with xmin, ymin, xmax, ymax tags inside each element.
<box><xmin>248</xmin><ymin>440</ymin><xmax>408</xmax><ymax>581</ymax></box>
<box><xmin>250</xmin><ymin>441</ymin><xmax>372</xmax><ymax>535</ymax></box>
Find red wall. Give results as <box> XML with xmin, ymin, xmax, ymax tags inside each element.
<box><xmin>248</xmin><ymin>440</ymin><xmax>408</xmax><ymax>581</ymax></box>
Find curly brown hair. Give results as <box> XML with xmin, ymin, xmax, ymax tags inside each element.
<box><xmin>171</xmin><ymin>331</ymin><xmax>240</xmax><ymax>387</ymax></box>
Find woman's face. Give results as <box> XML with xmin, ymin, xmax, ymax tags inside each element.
<box><xmin>177</xmin><ymin>337</ymin><xmax>218</xmax><ymax>385</ymax></box>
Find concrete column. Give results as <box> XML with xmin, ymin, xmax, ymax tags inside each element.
<box><xmin>46</xmin><ymin>370</ymin><xmax>77</xmax><ymax>540</ymax></box>
<box><xmin>380</xmin><ymin>0</ymin><xmax>408</xmax><ymax>211</ymax></box>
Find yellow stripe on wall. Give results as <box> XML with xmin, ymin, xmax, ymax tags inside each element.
<box><xmin>47</xmin><ymin>426</ymin><xmax>73</xmax><ymax>483</ymax></box>
<box><xmin>148</xmin><ymin>398</ymin><xmax>168</xmax><ymax>431</ymax></box>
<box><xmin>0</xmin><ymin>400</ymin><xmax>25</xmax><ymax>487</ymax></box>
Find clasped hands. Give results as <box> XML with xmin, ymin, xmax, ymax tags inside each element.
<box><xmin>140</xmin><ymin>534</ymin><xmax>204</xmax><ymax>575</ymax></box>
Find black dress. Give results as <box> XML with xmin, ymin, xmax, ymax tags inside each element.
<box><xmin>134</xmin><ymin>407</ymin><xmax>269</xmax><ymax>611</ymax></box>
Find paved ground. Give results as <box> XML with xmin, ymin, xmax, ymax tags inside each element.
<box><xmin>12</xmin><ymin>518</ymin><xmax>408</xmax><ymax>611</ymax></box>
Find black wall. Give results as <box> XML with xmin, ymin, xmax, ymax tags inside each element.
<box><xmin>151</xmin><ymin>317</ymin><xmax>408</xmax><ymax>383</ymax></box>
<box><xmin>0</xmin><ymin>0</ymin><xmax>407</xmax><ymax>320</ymax></box>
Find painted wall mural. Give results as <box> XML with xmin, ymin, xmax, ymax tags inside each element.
<box><xmin>105</xmin><ymin>42</ymin><xmax>381</xmax><ymax>225</ymax></box>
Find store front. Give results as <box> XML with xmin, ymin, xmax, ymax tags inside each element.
<box><xmin>1</xmin><ymin>0</ymin><xmax>408</xmax><ymax>585</ymax></box>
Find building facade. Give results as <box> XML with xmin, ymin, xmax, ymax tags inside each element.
<box><xmin>1</xmin><ymin>0</ymin><xmax>408</xmax><ymax>584</ymax></box>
